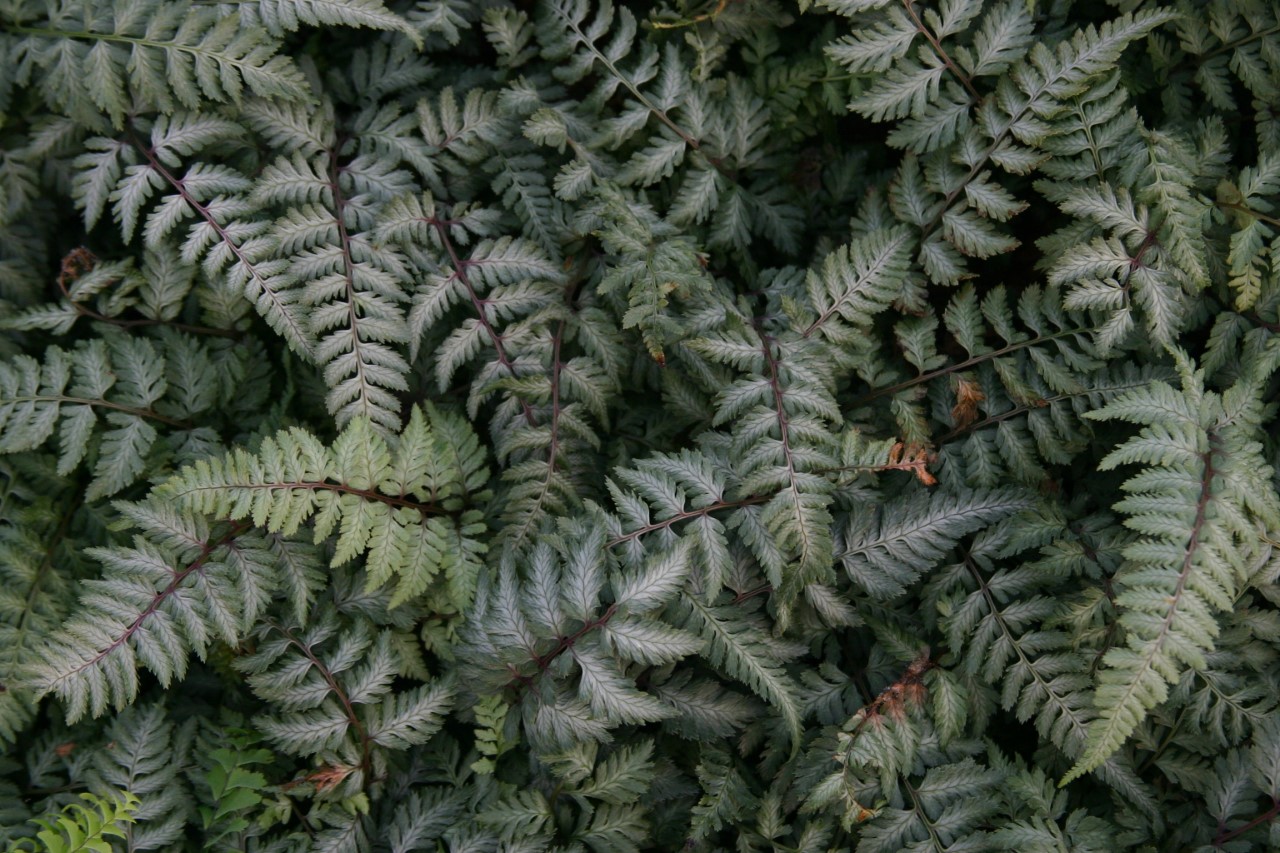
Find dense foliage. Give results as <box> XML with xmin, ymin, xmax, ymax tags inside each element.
<box><xmin>2</xmin><ymin>0</ymin><xmax>1280</xmax><ymax>849</ymax></box>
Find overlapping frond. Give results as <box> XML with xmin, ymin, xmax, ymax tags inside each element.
<box><xmin>24</xmin><ymin>509</ymin><xmax>261</xmax><ymax>721</ymax></box>
<box><xmin>4</xmin><ymin>0</ymin><xmax>1280</xmax><ymax>850</ymax></box>
<box><xmin>4</xmin><ymin>0</ymin><xmax>310</xmax><ymax>129</ymax></box>
<box><xmin>0</xmin><ymin>333</ymin><xmax>240</xmax><ymax>499</ymax></box>
<box><xmin>158</xmin><ymin>404</ymin><xmax>489</xmax><ymax>609</ymax></box>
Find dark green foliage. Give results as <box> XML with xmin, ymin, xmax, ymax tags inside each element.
<box><xmin>2</xmin><ymin>0</ymin><xmax>1280</xmax><ymax>850</ymax></box>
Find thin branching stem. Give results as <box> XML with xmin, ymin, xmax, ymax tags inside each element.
<box><xmin>265</xmin><ymin>620</ymin><xmax>375</xmax><ymax>779</ymax></box>
<box><xmin>505</xmin><ymin>604</ymin><xmax>619</xmax><ymax>690</ymax></box>
<box><xmin>128</xmin><ymin>128</ymin><xmax>315</xmax><ymax>357</ymax></box>
<box><xmin>1214</xmin><ymin>799</ymin><xmax>1280</xmax><ymax>847</ymax></box>
<box><xmin>606</xmin><ymin>496</ymin><xmax>769</xmax><ymax>547</ymax></box>
<box><xmin>902</xmin><ymin>0</ymin><xmax>980</xmax><ymax>103</ymax></box>
<box><xmin>851</xmin><ymin>327</ymin><xmax>1086</xmax><ymax>406</ymax></box>
<box><xmin>427</xmin><ymin>216</ymin><xmax>537</xmax><ymax>426</ymax></box>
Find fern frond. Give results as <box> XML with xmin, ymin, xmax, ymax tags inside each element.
<box><xmin>688</xmin><ymin>322</ymin><xmax>839</xmax><ymax>599</ymax></box>
<box><xmin>591</xmin><ymin>183</ymin><xmax>713</xmax><ymax>365</ymax></box>
<box><xmin>255</xmin><ymin>141</ymin><xmax>412</xmax><ymax>429</ymax></box>
<box><xmin>1065</xmin><ymin>350</ymin><xmax>1280</xmax><ymax>782</ymax></box>
<box><xmin>84</xmin><ymin>703</ymin><xmax>194</xmax><ymax>850</ymax></box>
<box><xmin>8</xmin><ymin>0</ymin><xmax>310</xmax><ymax>128</ymax></box>
<box><xmin>839</xmin><ymin>487</ymin><xmax>1031</xmax><ymax>600</ymax></box>
<box><xmin>22</xmin><ymin>791</ymin><xmax>140</xmax><ymax>853</ymax></box>
<box><xmin>158</xmin><ymin>404</ymin><xmax>489</xmax><ymax>609</ymax></box>
<box><xmin>68</xmin><ymin>113</ymin><xmax>315</xmax><ymax>356</ymax></box>
<box><xmin>0</xmin><ymin>336</ymin><xmax>217</xmax><ymax>499</ymax></box>
<box><xmin>798</xmin><ymin>227</ymin><xmax>915</xmax><ymax>341</ymax></box>
<box><xmin>0</xmin><ymin>460</ymin><xmax>80</xmax><ymax>741</ymax></box>
<box><xmin>461</xmin><ymin>526</ymin><xmax>702</xmax><ymax>749</ymax></box>
<box><xmin>235</xmin><ymin>0</ymin><xmax>421</xmax><ymax>46</ymax></box>
<box><xmin>681</xmin><ymin>594</ymin><xmax>803</xmax><ymax>745</ymax></box>
<box><xmin>23</xmin><ymin>513</ymin><xmax>256</xmax><ymax>722</ymax></box>
<box><xmin>238</xmin><ymin>614</ymin><xmax>454</xmax><ymax>777</ymax></box>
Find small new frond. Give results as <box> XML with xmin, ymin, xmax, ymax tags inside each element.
<box><xmin>22</xmin><ymin>791</ymin><xmax>140</xmax><ymax>853</ymax></box>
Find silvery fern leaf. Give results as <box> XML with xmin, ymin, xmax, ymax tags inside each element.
<box><xmin>6</xmin><ymin>0</ymin><xmax>310</xmax><ymax>129</ymax></box>
<box><xmin>680</xmin><ymin>594</ymin><xmax>803</xmax><ymax>746</ymax></box>
<box><xmin>237</xmin><ymin>614</ymin><xmax>454</xmax><ymax>777</ymax></box>
<box><xmin>0</xmin><ymin>334</ymin><xmax>229</xmax><ymax>499</ymax></box>
<box><xmin>839</xmin><ymin>486</ymin><xmax>1032</xmax><ymax>601</ymax></box>
<box><xmin>69</xmin><ymin>113</ymin><xmax>315</xmax><ymax>357</ymax></box>
<box><xmin>230</xmin><ymin>0</ymin><xmax>421</xmax><ymax>46</ymax></box>
<box><xmin>1065</xmin><ymin>349</ymin><xmax>1280</xmax><ymax>782</ymax></box>
<box><xmin>82</xmin><ymin>703</ymin><xmax>194</xmax><ymax>851</ymax></box>
<box><xmin>23</xmin><ymin>509</ymin><xmax>263</xmax><ymax>722</ymax></box>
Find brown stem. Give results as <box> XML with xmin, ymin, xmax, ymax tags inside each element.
<box><xmin>732</xmin><ymin>583</ymin><xmax>772</xmax><ymax>604</ymax></box>
<box><xmin>1245</xmin><ymin>312</ymin><xmax>1280</xmax><ymax>333</ymax></box>
<box><xmin>754</xmin><ymin>325</ymin><xmax>818</xmax><ymax>569</ymax></box>
<box><xmin>1218</xmin><ymin>199</ymin><xmax>1280</xmax><ymax>230</ymax></box>
<box><xmin>1201</xmin><ymin>23</ymin><xmax>1280</xmax><ymax>62</ymax></box>
<box><xmin>850</xmin><ymin>327</ymin><xmax>1085</xmax><ymax>407</ymax></box>
<box><xmin>935</xmin><ymin>372</ymin><xmax>1154</xmax><ymax>444</ymax></box>
<box><xmin>605</xmin><ymin>495</ymin><xmax>769</xmax><ymax>547</ymax></box>
<box><xmin>129</xmin><ymin>129</ymin><xmax>314</xmax><ymax>358</ymax></box>
<box><xmin>50</xmin><ymin>521</ymin><xmax>251</xmax><ymax>683</ymax></box>
<box><xmin>9</xmin><ymin>394</ymin><xmax>193</xmax><ymax>429</ymax></box>
<box><xmin>1214</xmin><ymin>799</ymin><xmax>1280</xmax><ymax>847</ymax></box>
<box><xmin>1168</xmin><ymin>441</ymin><xmax>1217</xmax><ymax>623</ymax></box>
<box><xmin>163</xmin><ymin>480</ymin><xmax>449</xmax><ymax>518</ymax></box>
<box><xmin>427</xmin><ymin>216</ymin><xmax>537</xmax><ymax>426</ymax></box>
<box><xmin>902</xmin><ymin>0</ymin><xmax>980</xmax><ymax>103</ymax></box>
<box><xmin>327</xmin><ymin>145</ymin><xmax>379</xmax><ymax>424</ymax></box>
<box><xmin>505</xmin><ymin>604</ymin><xmax>619</xmax><ymax>690</ymax></box>
<box><xmin>266</xmin><ymin>620</ymin><xmax>374</xmax><ymax>779</ymax></box>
